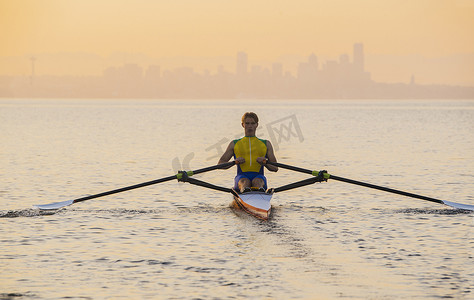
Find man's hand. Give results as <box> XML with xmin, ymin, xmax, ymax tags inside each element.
<box><xmin>256</xmin><ymin>157</ymin><xmax>267</xmax><ymax>165</ymax></box>
<box><xmin>235</xmin><ymin>157</ymin><xmax>245</xmax><ymax>165</ymax></box>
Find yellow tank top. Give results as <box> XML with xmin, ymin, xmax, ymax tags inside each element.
<box><xmin>233</xmin><ymin>136</ymin><xmax>268</xmax><ymax>173</ymax></box>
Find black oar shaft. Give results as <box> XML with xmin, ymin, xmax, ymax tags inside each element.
<box><xmin>268</xmin><ymin>162</ymin><xmax>313</xmax><ymax>175</ymax></box>
<box><xmin>191</xmin><ymin>161</ymin><xmax>235</xmax><ymax>175</ymax></box>
<box><xmin>73</xmin><ymin>161</ymin><xmax>236</xmax><ymax>204</ymax></box>
<box><xmin>73</xmin><ymin>175</ymin><xmax>177</xmax><ymax>204</ymax></box>
<box><xmin>328</xmin><ymin>175</ymin><xmax>444</xmax><ymax>204</ymax></box>
<box><xmin>268</xmin><ymin>161</ymin><xmax>444</xmax><ymax>205</ymax></box>
<box><xmin>185</xmin><ymin>177</ymin><xmax>232</xmax><ymax>193</ymax></box>
<box><xmin>274</xmin><ymin>177</ymin><xmax>321</xmax><ymax>193</ymax></box>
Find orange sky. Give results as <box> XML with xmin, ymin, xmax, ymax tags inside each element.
<box><xmin>1</xmin><ymin>0</ymin><xmax>474</xmax><ymax>84</ymax></box>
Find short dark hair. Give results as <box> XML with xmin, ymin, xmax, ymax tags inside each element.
<box><xmin>241</xmin><ymin>112</ymin><xmax>259</xmax><ymax>123</ymax></box>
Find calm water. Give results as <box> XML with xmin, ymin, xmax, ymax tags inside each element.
<box><xmin>1</xmin><ymin>99</ymin><xmax>473</xmax><ymax>299</ymax></box>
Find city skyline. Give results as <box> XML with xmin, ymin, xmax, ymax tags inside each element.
<box><xmin>1</xmin><ymin>45</ymin><xmax>474</xmax><ymax>87</ymax></box>
<box><xmin>1</xmin><ymin>1</ymin><xmax>474</xmax><ymax>87</ymax></box>
<box><xmin>2</xmin><ymin>43</ymin><xmax>473</xmax><ymax>99</ymax></box>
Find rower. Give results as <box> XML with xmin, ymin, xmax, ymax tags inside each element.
<box><xmin>218</xmin><ymin>112</ymin><xmax>278</xmax><ymax>193</ymax></box>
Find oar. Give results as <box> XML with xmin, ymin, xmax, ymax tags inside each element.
<box><xmin>268</xmin><ymin>161</ymin><xmax>474</xmax><ymax>211</ymax></box>
<box><xmin>34</xmin><ymin>161</ymin><xmax>236</xmax><ymax>210</ymax></box>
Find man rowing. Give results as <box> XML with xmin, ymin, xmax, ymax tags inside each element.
<box><xmin>218</xmin><ymin>112</ymin><xmax>278</xmax><ymax>193</ymax></box>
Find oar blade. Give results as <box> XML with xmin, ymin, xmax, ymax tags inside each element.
<box><xmin>442</xmin><ymin>200</ymin><xmax>474</xmax><ymax>211</ymax></box>
<box><xmin>34</xmin><ymin>199</ymin><xmax>74</xmax><ymax>210</ymax></box>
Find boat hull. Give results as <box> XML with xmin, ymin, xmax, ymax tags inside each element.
<box><xmin>232</xmin><ymin>189</ymin><xmax>272</xmax><ymax>220</ymax></box>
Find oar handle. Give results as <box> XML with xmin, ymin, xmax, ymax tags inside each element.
<box><xmin>267</xmin><ymin>161</ymin><xmax>319</xmax><ymax>176</ymax></box>
<box><xmin>189</xmin><ymin>160</ymin><xmax>236</xmax><ymax>176</ymax></box>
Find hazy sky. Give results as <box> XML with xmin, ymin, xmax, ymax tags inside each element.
<box><xmin>1</xmin><ymin>0</ymin><xmax>474</xmax><ymax>84</ymax></box>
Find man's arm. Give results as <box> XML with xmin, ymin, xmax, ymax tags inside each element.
<box><xmin>257</xmin><ymin>141</ymin><xmax>278</xmax><ymax>172</ymax></box>
<box><xmin>218</xmin><ymin>141</ymin><xmax>239</xmax><ymax>169</ymax></box>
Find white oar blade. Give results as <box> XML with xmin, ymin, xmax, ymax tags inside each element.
<box><xmin>34</xmin><ymin>199</ymin><xmax>74</xmax><ymax>210</ymax></box>
<box><xmin>442</xmin><ymin>200</ymin><xmax>474</xmax><ymax>211</ymax></box>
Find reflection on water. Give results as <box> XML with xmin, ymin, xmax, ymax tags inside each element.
<box><xmin>1</xmin><ymin>99</ymin><xmax>473</xmax><ymax>299</ymax></box>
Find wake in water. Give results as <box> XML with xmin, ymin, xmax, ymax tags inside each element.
<box><xmin>0</xmin><ymin>205</ymin><xmax>231</xmax><ymax>218</ymax></box>
<box><xmin>0</xmin><ymin>292</ymin><xmax>37</xmax><ymax>299</ymax></box>
<box><xmin>2</xmin><ymin>204</ymin><xmax>470</xmax><ymax>219</ymax></box>
<box><xmin>395</xmin><ymin>208</ymin><xmax>473</xmax><ymax>215</ymax></box>
<box><xmin>0</xmin><ymin>209</ymin><xmax>58</xmax><ymax>218</ymax></box>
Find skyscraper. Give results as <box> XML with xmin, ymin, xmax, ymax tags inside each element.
<box><xmin>272</xmin><ymin>62</ymin><xmax>283</xmax><ymax>78</ymax></box>
<box><xmin>236</xmin><ymin>52</ymin><xmax>248</xmax><ymax>77</ymax></box>
<box><xmin>353</xmin><ymin>43</ymin><xmax>364</xmax><ymax>73</ymax></box>
<box><xmin>308</xmin><ymin>53</ymin><xmax>319</xmax><ymax>70</ymax></box>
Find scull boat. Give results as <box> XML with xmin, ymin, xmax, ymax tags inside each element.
<box><xmin>231</xmin><ymin>188</ymin><xmax>273</xmax><ymax>220</ymax></box>
<box><xmin>34</xmin><ymin>160</ymin><xmax>474</xmax><ymax>218</ymax></box>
